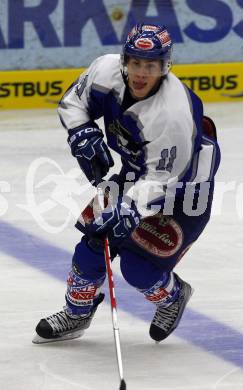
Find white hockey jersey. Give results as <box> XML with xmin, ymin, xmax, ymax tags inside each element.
<box><xmin>58</xmin><ymin>54</ymin><xmax>219</xmax><ymax>214</ymax></box>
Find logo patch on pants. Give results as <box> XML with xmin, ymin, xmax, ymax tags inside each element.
<box><xmin>131</xmin><ymin>214</ymin><xmax>183</xmax><ymax>258</ymax></box>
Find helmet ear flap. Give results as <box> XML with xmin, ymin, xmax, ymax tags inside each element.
<box><xmin>120</xmin><ymin>54</ymin><xmax>129</xmax><ymax>78</ymax></box>
<box><xmin>121</xmin><ymin>54</ymin><xmax>129</xmax><ymax>66</ymax></box>
<box><xmin>163</xmin><ymin>56</ymin><xmax>172</xmax><ymax>75</ymax></box>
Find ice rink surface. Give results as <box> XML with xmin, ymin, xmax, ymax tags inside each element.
<box><xmin>0</xmin><ymin>102</ymin><xmax>243</xmax><ymax>390</ymax></box>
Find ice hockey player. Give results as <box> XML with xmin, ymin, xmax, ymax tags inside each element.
<box><xmin>33</xmin><ymin>23</ymin><xmax>220</xmax><ymax>344</ymax></box>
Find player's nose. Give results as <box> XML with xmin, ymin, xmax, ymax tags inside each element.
<box><xmin>135</xmin><ymin>65</ymin><xmax>148</xmax><ymax>78</ymax></box>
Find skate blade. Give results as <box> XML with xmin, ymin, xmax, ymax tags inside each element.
<box><xmin>32</xmin><ymin>330</ymin><xmax>84</xmax><ymax>344</ymax></box>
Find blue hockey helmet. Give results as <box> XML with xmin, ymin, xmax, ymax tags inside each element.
<box><xmin>121</xmin><ymin>23</ymin><xmax>173</xmax><ymax>76</ymax></box>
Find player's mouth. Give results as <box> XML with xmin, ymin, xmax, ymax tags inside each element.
<box><xmin>132</xmin><ymin>81</ymin><xmax>147</xmax><ymax>90</ymax></box>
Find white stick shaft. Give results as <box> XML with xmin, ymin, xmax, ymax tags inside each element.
<box><xmin>113</xmin><ymin>318</ymin><xmax>124</xmax><ymax>379</ymax></box>
<box><xmin>97</xmin><ymin>183</ymin><xmax>125</xmax><ymax>382</ymax></box>
<box><xmin>104</xmin><ymin>238</ymin><xmax>125</xmax><ymax>381</ymax></box>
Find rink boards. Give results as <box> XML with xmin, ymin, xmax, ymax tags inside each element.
<box><xmin>0</xmin><ymin>62</ymin><xmax>243</xmax><ymax>109</ymax></box>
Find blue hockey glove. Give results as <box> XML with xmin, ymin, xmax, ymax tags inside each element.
<box><xmin>68</xmin><ymin>125</ymin><xmax>114</xmax><ymax>183</ymax></box>
<box><xmin>86</xmin><ymin>196</ymin><xmax>141</xmax><ymax>247</ymax></box>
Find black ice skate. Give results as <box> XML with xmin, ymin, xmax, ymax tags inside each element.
<box><xmin>149</xmin><ymin>274</ymin><xmax>193</xmax><ymax>342</ymax></box>
<box><xmin>32</xmin><ymin>293</ymin><xmax>105</xmax><ymax>344</ymax></box>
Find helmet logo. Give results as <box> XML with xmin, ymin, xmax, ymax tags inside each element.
<box><xmin>142</xmin><ymin>25</ymin><xmax>158</xmax><ymax>31</ymax></box>
<box><xmin>134</xmin><ymin>38</ymin><xmax>154</xmax><ymax>50</ymax></box>
<box><xmin>157</xmin><ymin>30</ymin><xmax>171</xmax><ymax>48</ymax></box>
<box><xmin>127</xmin><ymin>26</ymin><xmax>138</xmax><ymax>40</ymax></box>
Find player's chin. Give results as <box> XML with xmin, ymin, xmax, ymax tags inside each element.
<box><xmin>131</xmin><ymin>86</ymin><xmax>148</xmax><ymax>100</ymax></box>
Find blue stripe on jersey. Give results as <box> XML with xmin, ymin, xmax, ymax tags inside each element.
<box><xmin>201</xmin><ymin>135</ymin><xmax>221</xmax><ymax>181</ymax></box>
<box><xmin>89</xmin><ymin>86</ymin><xmax>148</xmax><ymax>175</ymax></box>
<box><xmin>88</xmin><ymin>86</ymin><xmax>108</xmax><ymax>120</ymax></box>
<box><xmin>184</xmin><ymin>85</ymin><xmax>204</xmax><ymax>139</ymax></box>
<box><xmin>178</xmin><ymin>85</ymin><xmax>203</xmax><ymax>183</ymax></box>
<box><xmin>183</xmin><ymin>86</ymin><xmax>220</xmax><ymax>183</ymax></box>
<box><xmin>183</xmin><ymin>86</ymin><xmax>220</xmax><ymax>182</ymax></box>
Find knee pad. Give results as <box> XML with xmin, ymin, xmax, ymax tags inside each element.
<box><xmin>120</xmin><ymin>249</ymin><xmax>167</xmax><ymax>289</ymax></box>
<box><xmin>72</xmin><ymin>237</ymin><xmax>106</xmax><ymax>279</ymax></box>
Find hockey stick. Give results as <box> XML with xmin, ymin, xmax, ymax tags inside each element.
<box><xmin>94</xmin><ymin>165</ymin><xmax>127</xmax><ymax>390</ymax></box>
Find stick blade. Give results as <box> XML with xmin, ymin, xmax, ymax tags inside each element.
<box><xmin>119</xmin><ymin>379</ymin><xmax>126</xmax><ymax>390</ymax></box>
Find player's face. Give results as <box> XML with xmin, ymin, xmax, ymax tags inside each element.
<box><xmin>127</xmin><ymin>57</ymin><xmax>162</xmax><ymax>100</ymax></box>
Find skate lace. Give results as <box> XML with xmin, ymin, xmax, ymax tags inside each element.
<box><xmin>152</xmin><ymin>301</ymin><xmax>179</xmax><ymax>332</ymax></box>
<box><xmin>46</xmin><ymin>311</ymin><xmax>88</xmax><ymax>334</ymax></box>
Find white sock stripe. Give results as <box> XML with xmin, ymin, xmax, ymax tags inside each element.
<box><xmin>165</xmin><ymin>272</ymin><xmax>175</xmax><ymax>294</ymax></box>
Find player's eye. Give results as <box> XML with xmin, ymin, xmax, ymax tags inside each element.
<box><xmin>147</xmin><ymin>63</ymin><xmax>156</xmax><ymax>71</ymax></box>
<box><xmin>132</xmin><ymin>60</ymin><xmax>139</xmax><ymax>66</ymax></box>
